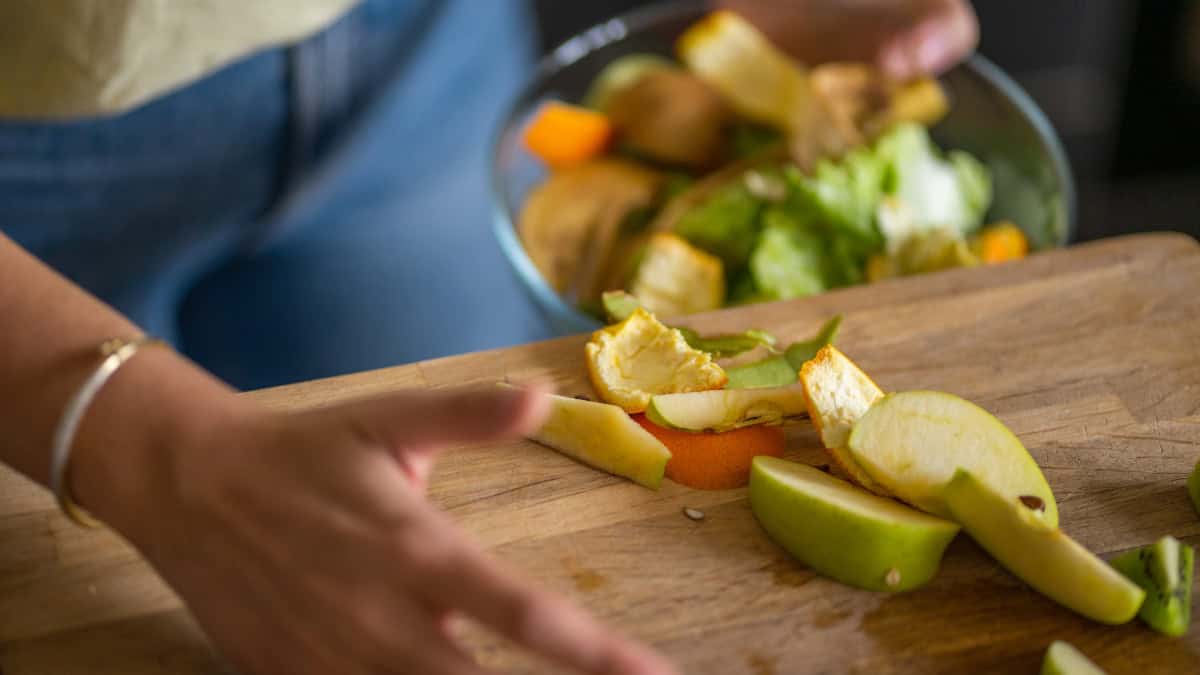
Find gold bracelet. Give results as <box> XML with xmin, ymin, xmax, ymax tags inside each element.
<box><xmin>50</xmin><ymin>336</ymin><xmax>166</xmax><ymax>528</ymax></box>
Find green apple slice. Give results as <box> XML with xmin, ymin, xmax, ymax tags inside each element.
<box><xmin>1110</xmin><ymin>535</ymin><xmax>1193</xmax><ymax>637</ymax></box>
<box><xmin>1041</xmin><ymin>641</ymin><xmax>1107</xmax><ymax>675</ymax></box>
<box><xmin>645</xmin><ymin>384</ymin><xmax>807</xmax><ymax>432</ymax></box>
<box><xmin>944</xmin><ymin>470</ymin><xmax>1144</xmax><ymax>624</ymax></box>
<box><xmin>749</xmin><ymin>456</ymin><xmax>960</xmax><ymax>592</ymax></box>
<box><xmin>847</xmin><ymin>390</ymin><xmax>1058</xmax><ymax>524</ymax></box>
<box><xmin>528</xmin><ymin>392</ymin><xmax>671</xmax><ymax>489</ymax></box>
<box><xmin>1188</xmin><ymin>460</ymin><xmax>1200</xmax><ymax>518</ymax></box>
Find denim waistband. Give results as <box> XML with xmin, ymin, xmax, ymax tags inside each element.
<box><xmin>265</xmin><ymin>0</ymin><xmax>444</xmax><ymax>248</ymax></box>
<box><xmin>0</xmin><ymin>0</ymin><xmax>534</xmax><ymax>285</ymax></box>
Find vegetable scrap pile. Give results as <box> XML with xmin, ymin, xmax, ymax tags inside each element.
<box><xmin>518</xmin><ymin>11</ymin><xmax>1034</xmax><ymax>321</ymax></box>
<box><xmin>525</xmin><ymin>303</ymin><xmax>835</xmax><ymax>491</ymax></box>
<box><xmin>511</xmin><ymin>304</ymin><xmax>1200</xmax><ymax>667</ymax></box>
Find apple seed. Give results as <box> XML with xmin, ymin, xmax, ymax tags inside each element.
<box><xmin>1018</xmin><ymin>495</ymin><xmax>1046</xmax><ymax>512</ymax></box>
<box><xmin>885</xmin><ymin>568</ymin><xmax>901</xmax><ymax>588</ymax></box>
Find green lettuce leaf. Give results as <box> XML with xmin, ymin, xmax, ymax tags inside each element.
<box><xmin>950</xmin><ymin>150</ymin><xmax>992</xmax><ymax>223</ymax></box>
<box><xmin>824</xmin><ymin>231</ymin><xmax>869</xmax><ymax>287</ymax></box>
<box><xmin>749</xmin><ymin>216</ymin><xmax>827</xmax><ymax>300</ymax></box>
<box><xmin>785</xmin><ymin>145</ymin><xmax>885</xmax><ymax>245</ymax></box>
<box><xmin>731</xmin><ymin>123</ymin><xmax>783</xmax><ymax>159</ymax></box>
<box><xmin>675</xmin><ymin>182</ymin><xmax>763</xmax><ymax>271</ymax></box>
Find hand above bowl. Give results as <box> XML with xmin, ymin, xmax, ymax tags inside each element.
<box><xmin>718</xmin><ymin>0</ymin><xmax>978</xmax><ymax>79</ymax></box>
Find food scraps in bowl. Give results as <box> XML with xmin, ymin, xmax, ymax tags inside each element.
<box><xmin>516</xmin><ymin>10</ymin><xmax>1032</xmax><ymax>321</ymax></box>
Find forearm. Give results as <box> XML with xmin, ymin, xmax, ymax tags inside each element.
<box><xmin>0</xmin><ymin>233</ymin><xmax>243</xmax><ymax>534</ymax></box>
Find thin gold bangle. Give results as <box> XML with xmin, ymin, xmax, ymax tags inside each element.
<box><xmin>50</xmin><ymin>336</ymin><xmax>166</xmax><ymax>528</ymax></box>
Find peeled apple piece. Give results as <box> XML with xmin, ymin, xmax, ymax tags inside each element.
<box><xmin>525</xmin><ymin>391</ymin><xmax>671</xmax><ymax>489</ymax></box>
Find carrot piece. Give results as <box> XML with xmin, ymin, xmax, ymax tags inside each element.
<box><xmin>974</xmin><ymin>222</ymin><xmax>1029</xmax><ymax>264</ymax></box>
<box><xmin>633</xmin><ymin>414</ymin><xmax>786</xmax><ymax>490</ymax></box>
<box><xmin>522</xmin><ymin>102</ymin><xmax>614</xmax><ymax>169</ymax></box>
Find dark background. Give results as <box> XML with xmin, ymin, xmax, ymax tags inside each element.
<box><xmin>532</xmin><ymin>0</ymin><xmax>1200</xmax><ymax>242</ymax></box>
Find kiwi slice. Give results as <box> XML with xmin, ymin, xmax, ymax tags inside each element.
<box><xmin>1041</xmin><ymin>641</ymin><xmax>1106</xmax><ymax>675</ymax></box>
<box><xmin>1110</xmin><ymin>535</ymin><xmax>1194</xmax><ymax>637</ymax></box>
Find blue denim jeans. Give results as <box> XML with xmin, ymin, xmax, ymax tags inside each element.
<box><xmin>0</xmin><ymin>0</ymin><xmax>553</xmax><ymax>390</ymax></box>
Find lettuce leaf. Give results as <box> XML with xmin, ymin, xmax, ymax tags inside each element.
<box><xmin>675</xmin><ymin>182</ymin><xmax>763</xmax><ymax>271</ymax></box>
<box><xmin>784</xmin><ymin>145</ymin><xmax>885</xmax><ymax>245</ymax></box>
<box><xmin>875</xmin><ymin>123</ymin><xmax>992</xmax><ymax>240</ymax></box>
<box><xmin>950</xmin><ymin>150</ymin><xmax>992</xmax><ymax>223</ymax></box>
<box><xmin>749</xmin><ymin>213</ymin><xmax>828</xmax><ymax>300</ymax></box>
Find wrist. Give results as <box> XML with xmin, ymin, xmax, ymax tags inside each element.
<box><xmin>66</xmin><ymin>346</ymin><xmax>252</xmax><ymax>545</ymax></box>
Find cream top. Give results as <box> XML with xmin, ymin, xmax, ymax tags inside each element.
<box><xmin>0</xmin><ymin>0</ymin><xmax>360</xmax><ymax>119</ymax></box>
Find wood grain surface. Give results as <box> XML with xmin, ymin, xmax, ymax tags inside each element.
<box><xmin>3</xmin><ymin>233</ymin><xmax>1200</xmax><ymax>674</ymax></box>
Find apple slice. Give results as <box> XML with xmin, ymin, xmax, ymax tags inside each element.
<box><xmin>1042</xmin><ymin>641</ymin><xmax>1106</xmax><ymax>675</ymax></box>
<box><xmin>799</xmin><ymin>345</ymin><xmax>890</xmax><ymax>495</ymax></box>
<box><xmin>645</xmin><ymin>384</ymin><xmax>807</xmax><ymax>432</ymax></box>
<box><xmin>1110</xmin><ymin>535</ymin><xmax>1193</xmax><ymax>637</ymax></box>
<box><xmin>749</xmin><ymin>457</ymin><xmax>960</xmax><ymax>592</ymax></box>
<box><xmin>527</xmin><ymin>392</ymin><xmax>671</xmax><ymax>489</ymax></box>
<box><xmin>944</xmin><ymin>470</ymin><xmax>1144</xmax><ymax>624</ymax></box>
<box><xmin>847</xmin><ymin>390</ymin><xmax>1058</xmax><ymax>524</ymax></box>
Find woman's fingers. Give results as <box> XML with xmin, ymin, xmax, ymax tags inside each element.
<box><xmin>282</xmin><ymin>384</ymin><xmax>673</xmax><ymax>673</ymax></box>
<box><xmin>392</xmin><ymin>635</ymin><xmax>492</xmax><ymax>675</ymax></box>
<box><xmin>716</xmin><ymin>0</ymin><xmax>978</xmax><ymax>77</ymax></box>
<box><xmin>340</xmin><ymin>384</ymin><xmax>551</xmax><ymax>451</ymax></box>
<box><xmin>405</xmin><ymin>512</ymin><xmax>677</xmax><ymax>675</ymax></box>
<box><xmin>345</xmin><ymin>384</ymin><xmax>551</xmax><ymax>489</ymax></box>
<box><xmin>878</xmin><ymin>0</ymin><xmax>978</xmax><ymax>78</ymax></box>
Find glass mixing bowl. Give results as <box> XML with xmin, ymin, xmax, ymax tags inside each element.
<box><xmin>492</xmin><ymin>0</ymin><xmax>1075</xmax><ymax>334</ymax></box>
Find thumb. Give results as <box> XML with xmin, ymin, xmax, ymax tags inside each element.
<box><xmin>337</xmin><ymin>384</ymin><xmax>552</xmax><ymax>452</ymax></box>
<box><xmin>879</xmin><ymin>0</ymin><xmax>978</xmax><ymax>78</ymax></box>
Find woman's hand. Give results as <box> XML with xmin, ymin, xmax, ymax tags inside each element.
<box><xmin>716</xmin><ymin>0</ymin><xmax>979</xmax><ymax>78</ymax></box>
<box><xmin>93</xmin><ymin>384</ymin><xmax>675</xmax><ymax>675</ymax></box>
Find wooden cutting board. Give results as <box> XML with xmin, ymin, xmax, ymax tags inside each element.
<box><xmin>3</xmin><ymin>233</ymin><xmax>1200</xmax><ymax>674</ymax></box>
